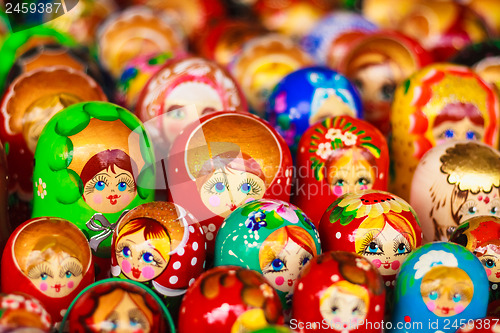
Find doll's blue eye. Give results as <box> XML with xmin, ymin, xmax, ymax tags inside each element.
<box><xmin>367</xmin><ymin>242</ymin><xmax>381</xmax><ymax>253</ymax></box>
<box><xmin>95</xmin><ymin>181</ymin><xmax>106</xmax><ymax>191</ymax></box>
<box><xmin>240</xmin><ymin>183</ymin><xmax>251</xmax><ymax>194</ymax></box>
<box><xmin>452</xmin><ymin>294</ymin><xmax>462</xmax><ymax>303</ymax></box>
<box><xmin>468</xmin><ymin>206</ymin><xmax>477</xmax><ymax>215</ymax></box>
<box><xmin>41</xmin><ymin>273</ymin><xmax>48</xmax><ymax>280</ymax></box>
<box><xmin>396</xmin><ymin>243</ymin><xmax>408</xmax><ymax>254</ymax></box>
<box><xmin>485</xmin><ymin>259</ymin><xmax>496</xmax><ymax>268</ymax></box>
<box><xmin>215</xmin><ymin>182</ymin><xmax>226</xmax><ymax>193</ymax></box>
<box><xmin>130</xmin><ymin>319</ymin><xmax>139</xmax><ymax>327</ymax></box>
<box><xmin>272</xmin><ymin>258</ymin><xmax>284</xmax><ymax>271</ymax></box>
<box><xmin>122</xmin><ymin>246</ymin><xmax>131</xmax><ymax>258</ymax></box>
<box><xmin>466</xmin><ymin>131</ymin><xmax>476</xmax><ymax>140</ymax></box>
<box><xmin>491</xmin><ymin>206</ymin><xmax>498</xmax><ymax>214</ymax></box>
<box><xmin>142</xmin><ymin>252</ymin><xmax>154</xmax><ymax>263</ymax></box>
<box><xmin>65</xmin><ymin>271</ymin><xmax>72</xmax><ymax>278</ymax></box>
<box><xmin>118</xmin><ymin>182</ymin><xmax>127</xmax><ymax>191</ymax></box>
<box><xmin>445</xmin><ymin>129</ymin><xmax>455</xmax><ymax>139</ymax></box>
<box><xmin>334</xmin><ymin>179</ymin><xmax>345</xmax><ymax>186</ymax></box>
<box><xmin>301</xmin><ymin>256</ymin><xmax>310</xmax><ymax>266</ymax></box>
<box><xmin>429</xmin><ymin>291</ymin><xmax>438</xmax><ymax>300</ymax></box>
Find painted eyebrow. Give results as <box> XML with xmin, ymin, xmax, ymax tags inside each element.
<box><xmin>115</xmin><ymin>173</ymin><xmax>131</xmax><ymax>178</ymax></box>
<box><xmin>93</xmin><ymin>172</ymin><xmax>109</xmax><ymax>178</ymax></box>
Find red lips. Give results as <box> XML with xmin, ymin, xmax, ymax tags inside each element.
<box><xmin>107</xmin><ymin>194</ymin><xmax>121</xmax><ymax>205</ymax></box>
<box><xmin>383</xmin><ymin>261</ymin><xmax>391</xmax><ymax>269</ymax></box>
<box><xmin>132</xmin><ymin>267</ymin><xmax>141</xmax><ymax>279</ymax></box>
<box><xmin>52</xmin><ymin>284</ymin><xmax>64</xmax><ymax>293</ymax></box>
<box><xmin>496</xmin><ymin>271</ymin><xmax>500</xmax><ymax>278</ymax></box>
<box><xmin>441</xmin><ymin>307</ymin><xmax>450</xmax><ymax>315</ymax></box>
<box><xmin>288</xmin><ymin>279</ymin><xmax>293</xmax><ymax>286</ymax></box>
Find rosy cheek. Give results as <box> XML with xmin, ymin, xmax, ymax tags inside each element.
<box><xmin>455</xmin><ymin>305</ymin><xmax>465</xmax><ymax>314</ymax></box>
<box><xmin>67</xmin><ymin>281</ymin><xmax>74</xmax><ymax>289</ymax></box>
<box><xmin>121</xmin><ymin>260</ymin><xmax>132</xmax><ymax>273</ymax></box>
<box><xmin>275</xmin><ymin>276</ymin><xmax>285</xmax><ymax>286</ymax></box>
<box><xmin>486</xmin><ymin>268</ymin><xmax>492</xmax><ymax>276</ymax></box>
<box><xmin>333</xmin><ymin>317</ymin><xmax>341</xmax><ymax>323</ymax></box>
<box><xmin>121</xmin><ymin>193</ymin><xmax>130</xmax><ymax>203</ymax></box>
<box><xmin>142</xmin><ymin>266</ymin><xmax>155</xmax><ymax>279</ymax></box>
<box><xmin>371</xmin><ymin>259</ymin><xmax>382</xmax><ymax>268</ymax></box>
<box><xmin>93</xmin><ymin>194</ymin><xmax>102</xmax><ymax>205</ymax></box>
<box><xmin>359</xmin><ymin>185</ymin><xmax>368</xmax><ymax>190</ymax></box>
<box><xmin>39</xmin><ymin>283</ymin><xmax>48</xmax><ymax>292</ymax></box>
<box><xmin>426</xmin><ymin>301</ymin><xmax>436</xmax><ymax>312</ymax></box>
<box><xmin>333</xmin><ymin>186</ymin><xmax>344</xmax><ymax>196</ymax></box>
<box><xmin>391</xmin><ymin>260</ymin><xmax>401</xmax><ymax>270</ymax></box>
<box><xmin>208</xmin><ymin>195</ymin><xmax>221</xmax><ymax>207</ymax></box>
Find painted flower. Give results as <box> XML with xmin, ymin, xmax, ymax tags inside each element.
<box><xmin>260</xmin><ymin>283</ymin><xmax>275</xmax><ymax>299</ymax></box>
<box><xmin>24</xmin><ymin>299</ymin><xmax>41</xmax><ymax>313</ymax></box>
<box><xmin>325</xmin><ymin>128</ymin><xmax>343</xmax><ymax>141</ymax></box>
<box><xmin>245</xmin><ymin>210</ymin><xmax>267</xmax><ymax>231</ymax></box>
<box><xmin>316</xmin><ymin>142</ymin><xmax>333</xmax><ymax>159</ymax></box>
<box><xmin>338</xmin><ymin>191</ymin><xmax>410</xmax><ymax>219</ymax></box>
<box><xmin>342</xmin><ymin>131</ymin><xmax>357</xmax><ymax>146</ymax></box>
<box><xmin>355</xmin><ymin>258</ymin><xmax>372</xmax><ymax>271</ymax></box>
<box><xmin>260</xmin><ymin>201</ymin><xmax>299</xmax><ymax>224</ymax></box>
<box><xmin>1</xmin><ymin>294</ymin><xmax>25</xmax><ymax>309</ymax></box>
<box><xmin>35</xmin><ymin>178</ymin><xmax>47</xmax><ymax>199</ymax></box>
<box><xmin>413</xmin><ymin>250</ymin><xmax>458</xmax><ymax>280</ymax></box>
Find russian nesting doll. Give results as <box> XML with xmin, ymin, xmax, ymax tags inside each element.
<box><xmin>111</xmin><ymin>202</ymin><xmax>206</xmax><ymax>314</ymax></box>
<box><xmin>62</xmin><ymin>278</ymin><xmax>175</xmax><ymax>332</ymax></box>
<box><xmin>0</xmin><ymin>293</ymin><xmax>52</xmax><ymax>332</ymax></box>
<box><xmin>97</xmin><ymin>5</ymin><xmax>186</xmax><ymax>78</ymax></box>
<box><xmin>1</xmin><ymin>217</ymin><xmax>94</xmax><ymax>323</ymax></box>
<box><xmin>390</xmin><ymin>242</ymin><xmax>489</xmax><ymax>333</ymax></box>
<box><xmin>31</xmin><ymin>102</ymin><xmax>155</xmax><ymax>277</ymax></box>
<box><xmin>231</xmin><ymin>34</ymin><xmax>313</xmax><ymax>117</ymax></box>
<box><xmin>292</xmin><ymin>251</ymin><xmax>385</xmax><ymax>333</ymax></box>
<box><xmin>391</xmin><ymin>63</ymin><xmax>499</xmax><ymax>200</ymax></box>
<box><xmin>0</xmin><ymin>67</ymin><xmax>107</xmax><ymax>206</ymax></box>
<box><xmin>214</xmin><ymin>198</ymin><xmax>321</xmax><ymax>312</ymax></box>
<box><xmin>338</xmin><ymin>30</ymin><xmax>432</xmax><ymax>135</ymax></box>
<box><xmin>319</xmin><ymin>190</ymin><xmax>422</xmax><ymax>287</ymax></box>
<box><xmin>410</xmin><ymin>141</ymin><xmax>500</xmax><ymax>242</ymax></box>
<box><xmin>178</xmin><ymin>266</ymin><xmax>284</xmax><ymax>333</ymax></box>
<box><xmin>167</xmin><ymin>111</ymin><xmax>293</xmax><ymax>259</ymax></box>
<box><xmin>266</xmin><ymin>67</ymin><xmax>363</xmax><ymax>155</ymax></box>
<box><xmin>295</xmin><ymin>116</ymin><xmax>389</xmax><ymax>224</ymax></box>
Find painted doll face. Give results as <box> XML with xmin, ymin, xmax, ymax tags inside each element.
<box><xmin>26</xmin><ymin>249</ymin><xmax>84</xmax><ymax>298</ymax></box>
<box><xmin>200</xmin><ymin>167</ymin><xmax>266</xmax><ymax>218</ymax></box>
<box><xmin>352</xmin><ymin>62</ymin><xmax>398</xmax><ymax>125</ymax></box>
<box><xmin>455</xmin><ymin>191</ymin><xmax>500</xmax><ymax>224</ymax></box>
<box><xmin>98</xmin><ymin>292</ymin><xmax>151</xmax><ymax>333</ymax></box>
<box><xmin>357</xmin><ymin>223</ymin><xmax>412</xmax><ymax>276</ymax></box>
<box><xmin>261</xmin><ymin>238</ymin><xmax>313</xmax><ymax>294</ymax></box>
<box><xmin>319</xmin><ymin>284</ymin><xmax>368</xmax><ymax>330</ymax></box>
<box><xmin>327</xmin><ymin>151</ymin><xmax>375</xmax><ymax>197</ymax></box>
<box><xmin>420</xmin><ymin>267</ymin><xmax>473</xmax><ymax>317</ymax></box>
<box><xmin>83</xmin><ymin>165</ymin><xmax>137</xmax><ymax>214</ymax></box>
<box><xmin>478</xmin><ymin>246</ymin><xmax>500</xmax><ymax>283</ymax></box>
<box><xmin>115</xmin><ymin>228</ymin><xmax>169</xmax><ymax>282</ymax></box>
<box><xmin>432</xmin><ymin>117</ymin><xmax>484</xmax><ymax>145</ymax></box>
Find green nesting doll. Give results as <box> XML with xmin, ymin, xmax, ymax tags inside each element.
<box><xmin>32</xmin><ymin>101</ymin><xmax>155</xmax><ymax>278</ymax></box>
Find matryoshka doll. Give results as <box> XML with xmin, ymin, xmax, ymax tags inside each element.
<box><xmin>295</xmin><ymin>116</ymin><xmax>389</xmax><ymax>224</ymax></box>
<box><xmin>110</xmin><ymin>202</ymin><xmax>206</xmax><ymax>315</ymax></box>
<box><xmin>292</xmin><ymin>251</ymin><xmax>385</xmax><ymax>333</ymax></box>
<box><xmin>0</xmin><ymin>293</ymin><xmax>52</xmax><ymax>332</ymax></box>
<box><xmin>391</xmin><ymin>63</ymin><xmax>499</xmax><ymax>200</ymax></box>
<box><xmin>338</xmin><ymin>30</ymin><xmax>432</xmax><ymax>135</ymax></box>
<box><xmin>167</xmin><ymin>111</ymin><xmax>293</xmax><ymax>259</ymax></box>
<box><xmin>0</xmin><ymin>67</ymin><xmax>107</xmax><ymax>209</ymax></box>
<box><xmin>410</xmin><ymin>141</ymin><xmax>500</xmax><ymax>242</ymax></box>
<box><xmin>31</xmin><ymin>102</ymin><xmax>155</xmax><ymax>278</ymax></box>
<box><xmin>266</xmin><ymin>68</ymin><xmax>363</xmax><ymax>155</ymax></box>
<box><xmin>319</xmin><ymin>190</ymin><xmax>422</xmax><ymax>288</ymax></box>
<box><xmin>135</xmin><ymin>56</ymin><xmax>248</xmax><ymax>147</ymax></box>
<box><xmin>214</xmin><ymin>198</ymin><xmax>321</xmax><ymax>312</ymax></box>
<box><xmin>62</xmin><ymin>278</ymin><xmax>175</xmax><ymax>332</ymax></box>
<box><xmin>230</xmin><ymin>34</ymin><xmax>314</xmax><ymax>117</ymax></box>
<box><xmin>178</xmin><ymin>266</ymin><xmax>284</xmax><ymax>333</ymax></box>
<box><xmin>449</xmin><ymin>216</ymin><xmax>500</xmax><ymax>312</ymax></box>
<box><xmin>1</xmin><ymin>217</ymin><xmax>94</xmax><ymax>323</ymax></box>
<box><xmin>390</xmin><ymin>242</ymin><xmax>489</xmax><ymax>333</ymax></box>
<box><xmin>97</xmin><ymin>6</ymin><xmax>187</xmax><ymax>79</ymax></box>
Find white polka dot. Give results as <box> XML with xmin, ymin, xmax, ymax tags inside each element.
<box><xmin>493</xmin><ymin>284</ymin><xmax>498</xmax><ymax>290</ymax></box>
<box><xmin>189</xmin><ymin>278</ymin><xmax>195</xmax><ymax>286</ymax></box>
<box><xmin>199</xmin><ymin>227</ymin><xmax>204</xmax><ymax>234</ymax></box>
<box><xmin>221</xmin><ymin>222</ymin><xmax>226</xmax><ymax>228</ymax></box>
<box><xmin>331</xmin><ymin>275</ymin><xmax>339</xmax><ymax>282</ymax></box>
<box><xmin>298</xmin><ymin>282</ymin><xmax>303</xmax><ymax>291</ymax></box>
<box><xmin>189</xmin><ymin>226</ymin><xmax>195</xmax><ymax>233</ymax></box>
<box><xmin>335</xmin><ymin>232</ymin><xmax>341</xmax><ymax>239</ymax></box>
<box><xmin>202</xmin><ymin>226</ymin><xmax>208</xmax><ymax>232</ymax></box>
<box><xmin>300</xmin><ymin>147</ymin><xmax>305</xmax><ymax>153</ymax></box>
<box><xmin>391</xmin><ymin>281</ymin><xmax>395</xmax><ymax>286</ymax></box>
<box><xmin>206</xmin><ymin>232</ymin><xmax>214</xmax><ymax>241</ymax></box>
<box><xmin>169</xmin><ymin>276</ymin><xmax>178</xmax><ymax>284</ymax></box>
<box><xmin>191</xmin><ymin>257</ymin><xmax>197</xmax><ymax>266</ymax></box>
<box><xmin>375</xmin><ymin>305</ymin><xmax>380</xmax><ymax>312</ymax></box>
<box><xmin>192</xmin><ymin>242</ymin><xmax>198</xmax><ymax>251</ymax></box>
<box><xmin>175</xmin><ymin>168</ymin><xmax>179</xmax><ymax>173</ymax></box>
<box><xmin>385</xmin><ymin>281</ymin><xmax>391</xmax><ymax>287</ymax></box>
<box><xmin>208</xmin><ymin>224</ymin><xmax>216</xmax><ymax>232</ymax></box>
<box><xmin>205</xmin><ymin>242</ymin><xmax>207</xmax><ymax>249</ymax></box>
<box><xmin>173</xmin><ymin>261</ymin><xmax>181</xmax><ymax>270</ymax></box>
<box><xmin>177</xmin><ymin>247</ymin><xmax>185</xmax><ymax>256</ymax></box>
<box><xmin>277</xmin><ymin>179</ymin><xmax>281</xmax><ymax>184</ymax></box>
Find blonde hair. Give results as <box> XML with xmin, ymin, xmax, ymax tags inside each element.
<box><xmin>259</xmin><ymin>226</ymin><xmax>317</xmax><ymax>271</ymax></box>
<box><xmin>420</xmin><ymin>266</ymin><xmax>474</xmax><ymax>303</ymax></box>
<box><xmin>320</xmin><ymin>280</ymin><xmax>370</xmax><ymax>310</ymax></box>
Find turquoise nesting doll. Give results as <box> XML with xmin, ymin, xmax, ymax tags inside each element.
<box><xmin>214</xmin><ymin>198</ymin><xmax>321</xmax><ymax>312</ymax></box>
<box><xmin>31</xmin><ymin>102</ymin><xmax>155</xmax><ymax>276</ymax></box>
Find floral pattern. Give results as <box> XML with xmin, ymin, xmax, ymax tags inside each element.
<box><xmin>35</xmin><ymin>178</ymin><xmax>47</xmax><ymax>199</ymax></box>
<box><xmin>246</xmin><ymin>211</ymin><xmax>267</xmax><ymax>231</ymax></box>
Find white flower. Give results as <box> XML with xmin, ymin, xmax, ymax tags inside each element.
<box><xmin>342</xmin><ymin>132</ymin><xmax>358</xmax><ymax>146</ymax></box>
<box><xmin>325</xmin><ymin>128</ymin><xmax>342</xmax><ymax>141</ymax></box>
<box><xmin>355</xmin><ymin>258</ymin><xmax>371</xmax><ymax>271</ymax></box>
<box><xmin>316</xmin><ymin>142</ymin><xmax>333</xmax><ymax>159</ymax></box>
<box><xmin>414</xmin><ymin>250</ymin><xmax>458</xmax><ymax>279</ymax></box>
<box><xmin>35</xmin><ymin>178</ymin><xmax>47</xmax><ymax>199</ymax></box>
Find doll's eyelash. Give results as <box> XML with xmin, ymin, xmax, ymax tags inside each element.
<box><xmin>139</xmin><ymin>250</ymin><xmax>164</xmax><ymax>268</ymax></box>
<box><xmin>262</xmin><ymin>254</ymin><xmax>288</xmax><ymax>274</ymax></box>
<box><xmin>60</xmin><ymin>260</ymin><xmax>82</xmax><ymax>278</ymax></box>
<box><xmin>203</xmin><ymin>177</ymin><xmax>229</xmax><ymax>194</ymax></box>
<box><xmin>118</xmin><ymin>176</ymin><xmax>136</xmax><ymax>190</ymax></box>
<box><xmin>115</xmin><ymin>242</ymin><xmax>130</xmax><ymax>257</ymax></box>
<box><xmin>85</xmin><ymin>175</ymin><xmax>109</xmax><ymax>194</ymax></box>
<box><xmin>237</xmin><ymin>178</ymin><xmax>263</xmax><ymax>195</ymax></box>
<box><xmin>27</xmin><ymin>263</ymin><xmax>53</xmax><ymax>279</ymax></box>
<box><xmin>393</xmin><ymin>235</ymin><xmax>411</xmax><ymax>256</ymax></box>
